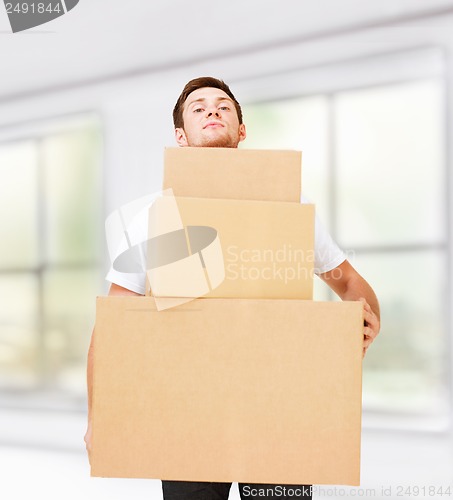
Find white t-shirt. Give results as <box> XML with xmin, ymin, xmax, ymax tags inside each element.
<box><xmin>105</xmin><ymin>196</ymin><xmax>346</xmax><ymax>295</ymax></box>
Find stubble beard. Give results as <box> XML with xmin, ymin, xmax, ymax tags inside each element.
<box><xmin>186</xmin><ymin>131</ymin><xmax>240</xmax><ymax>149</ymax></box>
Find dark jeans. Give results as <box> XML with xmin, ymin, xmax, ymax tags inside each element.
<box><xmin>162</xmin><ymin>480</ymin><xmax>312</xmax><ymax>499</ymax></box>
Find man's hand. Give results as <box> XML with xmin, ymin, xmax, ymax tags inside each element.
<box><xmin>319</xmin><ymin>261</ymin><xmax>381</xmax><ymax>358</ymax></box>
<box><xmin>359</xmin><ymin>297</ymin><xmax>380</xmax><ymax>358</ymax></box>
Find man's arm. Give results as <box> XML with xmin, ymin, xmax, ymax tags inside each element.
<box><xmin>84</xmin><ymin>283</ymin><xmax>142</xmax><ymax>457</ymax></box>
<box><xmin>319</xmin><ymin>260</ymin><xmax>380</xmax><ymax>357</ymax></box>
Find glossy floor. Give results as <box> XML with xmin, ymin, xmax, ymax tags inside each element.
<box><xmin>0</xmin><ymin>409</ymin><xmax>452</xmax><ymax>500</ymax></box>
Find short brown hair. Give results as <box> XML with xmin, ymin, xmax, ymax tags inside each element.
<box><xmin>173</xmin><ymin>76</ymin><xmax>243</xmax><ymax>129</ymax></box>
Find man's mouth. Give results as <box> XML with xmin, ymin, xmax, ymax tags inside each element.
<box><xmin>203</xmin><ymin>121</ymin><xmax>224</xmax><ymax>129</ymax></box>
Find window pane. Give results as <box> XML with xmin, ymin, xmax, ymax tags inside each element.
<box><xmin>0</xmin><ymin>119</ymin><xmax>103</xmax><ymax>410</ymax></box>
<box><xmin>334</xmin><ymin>80</ymin><xmax>445</xmax><ymax>247</ymax></box>
<box><xmin>42</xmin><ymin>127</ymin><xmax>102</xmax><ymax>265</ymax></box>
<box><xmin>243</xmin><ymin>96</ymin><xmax>331</xmax><ymax>224</ymax></box>
<box><xmin>350</xmin><ymin>250</ymin><xmax>448</xmax><ymax>415</ymax></box>
<box><xmin>0</xmin><ymin>141</ymin><xmax>39</xmax><ymax>268</ymax></box>
<box><xmin>0</xmin><ymin>275</ymin><xmax>40</xmax><ymax>389</ymax></box>
<box><xmin>43</xmin><ymin>268</ymin><xmax>100</xmax><ymax>395</ymax></box>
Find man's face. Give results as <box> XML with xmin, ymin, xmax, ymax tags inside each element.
<box><xmin>175</xmin><ymin>87</ymin><xmax>246</xmax><ymax>148</ymax></box>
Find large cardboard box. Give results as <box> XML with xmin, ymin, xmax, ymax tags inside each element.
<box><xmin>91</xmin><ymin>297</ymin><xmax>363</xmax><ymax>485</ymax></box>
<box><xmin>146</xmin><ymin>197</ymin><xmax>315</xmax><ymax>300</ymax></box>
<box><xmin>163</xmin><ymin>148</ymin><xmax>302</xmax><ymax>202</ymax></box>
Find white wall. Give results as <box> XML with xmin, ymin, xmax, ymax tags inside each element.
<box><xmin>1</xmin><ymin>12</ymin><xmax>452</xmax><ymax>212</ymax></box>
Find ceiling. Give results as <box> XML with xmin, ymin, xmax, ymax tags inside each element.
<box><xmin>1</xmin><ymin>0</ymin><xmax>453</xmax><ymax>101</ymax></box>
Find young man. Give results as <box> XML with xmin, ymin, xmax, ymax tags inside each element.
<box><xmin>85</xmin><ymin>77</ymin><xmax>380</xmax><ymax>500</ymax></box>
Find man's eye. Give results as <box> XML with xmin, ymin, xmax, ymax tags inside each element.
<box><xmin>219</xmin><ymin>106</ymin><xmax>230</xmax><ymax>111</ymax></box>
<box><xmin>193</xmin><ymin>108</ymin><xmax>203</xmax><ymax>113</ymax></box>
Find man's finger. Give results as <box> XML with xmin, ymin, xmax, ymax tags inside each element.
<box><xmin>363</xmin><ymin>336</ymin><xmax>374</xmax><ymax>349</ymax></box>
<box><xmin>363</xmin><ymin>326</ymin><xmax>376</xmax><ymax>340</ymax></box>
<box><xmin>363</xmin><ymin>309</ymin><xmax>374</xmax><ymax>323</ymax></box>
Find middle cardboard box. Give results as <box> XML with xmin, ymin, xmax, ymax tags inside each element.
<box><xmin>146</xmin><ymin>195</ymin><xmax>314</xmax><ymax>301</ymax></box>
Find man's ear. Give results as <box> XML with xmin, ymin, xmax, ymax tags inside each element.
<box><xmin>238</xmin><ymin>123</ymin><xmax>247</xmax><ymax>143</ymax></box>
<box><xmin>175</xmin><ymin>127</ymin><xmax>188</xmax><ymax>147</ymax></box>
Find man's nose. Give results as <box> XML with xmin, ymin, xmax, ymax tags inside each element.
<box><xmin>207</xmin><ymin>110</ymin><xmax>220</xmax><ymax>117</ymax></box>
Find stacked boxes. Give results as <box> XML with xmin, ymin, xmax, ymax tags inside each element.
<box><xmin>91</xmin><ymin>148</ymin><xmax>363</xmax><ymax>485</ymax></box>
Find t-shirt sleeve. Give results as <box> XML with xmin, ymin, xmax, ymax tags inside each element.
<box><xmin>301</xmin><ymin>195</ymin><xmax>346</xmax><ymax>275</ymax></box>
<box><xmin>105</xmin><ymin>206</ymin><xmax>148</xmax><ymax>295</ymax></box>
<box><xmin>313</xmin><ymin>214</ymin><xmax>346</xmax><ymax>274</ymax></box>
<box><xmin>105</xmin><ymin>269</ymin><xmax>146</xmax><ymax>295</ymax></box>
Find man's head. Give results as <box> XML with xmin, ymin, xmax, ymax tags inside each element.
<box><xmin>173</xmin><ymin>77</ymin><xmax>246</xmax><ymax>148</ymax></box>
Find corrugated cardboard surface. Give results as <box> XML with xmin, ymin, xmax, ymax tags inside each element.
<box><xmin>91</xmin><ymin>297</ymin><xmax>363</xmax><ymax>485</ymax></box>
<box><xmin>163</xmin><ymin>148</ymin><xmax>302</xmax><ymax>202</ymax></box>
<box><xmin>147</xmin><ymin>197</ymin><xmax>314</xmax><ymax>299</ymax></box>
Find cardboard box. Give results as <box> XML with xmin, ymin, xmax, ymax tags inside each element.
<box><xmin>91</xmin><ymin>296</ymin><xmax>363</xmax><ymax>485</ymax></box>
<box><xmin>146</xmin><ymin>196</ymin><xmax>315</xmax><ymax>300</ymax></box>
<box><xmin>163</xmin><ymin>148</ymin><xmax>302</xmax><ymax>202</ymax></box>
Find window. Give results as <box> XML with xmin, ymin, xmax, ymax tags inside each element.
<box><xmin>0</xmin><ymin>118</ymin><xmax>103</xmax><ymax>408</ymax></box>
<box><xmin>242</xmin><ymin>78</ymin><xmax>448</xmax><ymax>418</ymax></box>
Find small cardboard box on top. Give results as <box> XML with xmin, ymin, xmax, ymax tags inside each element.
<box><xmin>91</xmin><ymin>148</ymin><xmax>363</xmax><ymax>486</ymax></box>
<box><xmin>163</xmin><ymin>147</ymin><xmax>302</xmax><ymax>202</ymax></box>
